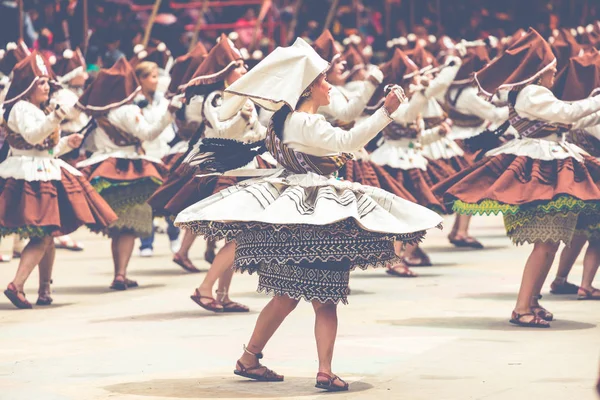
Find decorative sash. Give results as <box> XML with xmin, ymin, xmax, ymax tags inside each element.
<box><xmin>5</xmin><ymin>106</ymin><xmax>59</xmax><ymax>151</ymax></box>
<box><xmin>507</xmin><ymin>90</ymin><xmax>571</xmax><ymax>139</ymax></box>
<box><xmin>265</xmin><ymin>120</ymin><xmax>353</xmax><ymax>176</ymax></box>
<box><xmin>382</xmin><ymin>122</ymin><xmax>419</xmax><ymax>140</ymax></box>
<box><xmin>423</xmin><ymin>114</ymin><xmax>447</xmax><ymax>130</ymax></box>
<box><xmin>443</xmin><ymin>88</ymin><xmax>485</xmax><ymax>128</ymax></box>
<box><xmin>95</xmin><ymin>116</ymin><xmax>144</xmax><ymax>152</ymax></box>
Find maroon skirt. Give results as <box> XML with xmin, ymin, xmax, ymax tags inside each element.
<box><xmin>0</xmin><ymin>169</ymin><xmax>118</xmax><ymax>238</ymax></box>
<box><xmin>433</xmin><ymin>154</ymin><xmax>600</xmax><ymax>208</ymax></box>
<box><xmin>148</xmin><ymin>155</ymin><xmax>274</xmax><ymax>217</ymax></box>
<box><xmin>424</xmin><ymin>155</ymin><xmax>473</xmax><ymax>186</ymax></box>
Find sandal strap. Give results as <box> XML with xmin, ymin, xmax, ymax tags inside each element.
<box><xmin>512</xmin><ymin>311</ymin><xmax>546</xmax><ymax>325</ymax></box>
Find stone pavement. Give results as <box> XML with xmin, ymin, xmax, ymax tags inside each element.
<box><xmin>0</xmin><ymin>215</ymin><xmax>599</xmax><ymax>400</ymax></box>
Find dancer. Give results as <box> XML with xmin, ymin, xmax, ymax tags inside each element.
<box><xmin>433</xmin><ymin>29</ymin><xmax>600</xmax><ymax>327</ymax></box>
<box><xmin>369</xmin><ymin>48</ymin><xmax>448</xmax><ymax>270</ymax></box>
<box><xmin>549</xmin><ymin>51</ymin><xmax>600</xmax><ymax>299</ymax></box>
<box><xmin>148</xmin><ymin>34</ymin><xmax>271</xmax><ymax>311</ymax></box>
<box><xmin>134</xmin><ymin>60</ymin><xmax>178</xmax><ymax>257</ymax></box>
<box><xmin>76</xmin><ymin>58</ymin><xmax>179</xmax><ymax>290</ymax></box>
<box><xmin>0</xmin><ymin>51</ymin><xmax>117</xmax><ymax>308</ymax></box>
<box><xmin>52</xmin><ymin>48</ymin><xmax>91</xmax><ymax>251</ymax></box>
<box><xmin>175</xmin><ymin>38</ymin><xmax>442</xmax><ymax>391</ymax></box>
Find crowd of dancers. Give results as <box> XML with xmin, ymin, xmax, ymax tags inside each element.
<box><xmin>1</xmin><ymin>21</ymin><xmax>600</xmax><ymax>392</ymax></box>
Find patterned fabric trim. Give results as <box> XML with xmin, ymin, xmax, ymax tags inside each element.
<box><xmin>255</xmin><ymin>262</ymin><xmax>352</xmax><ymax>304</ymax></box>
<box><xmin>93</xmin><ymin>202</ymin><xmax>153</xmax><ymax>238</ymax></box>
<box><xmin>383</xmin><ymin>122</ymin><xmax>419</xmax><ymax>140</ymax></box>
<box><xmin>452</xmin><ymin>196</ymin><xmax>600</xmax><ymax>216</ymax></box>
<box><xmin>0</xmin><ymin>225</ymin><xmax>53</xmax><ymax>238</ymax></box>
<box><xmin>91</xmin><ymin>176</ymin><xmax>162</xmax><ymax>195</ymax></box>
<box><xmin>504</xmin><ymin>211</ymin><xmax>578</xmax><ymax>245</ymax></box>
<box><xmin>507</xmin><ymin>96</ymin><xmax>571</xmax><ymax>139</ymax></box>
<box><xmin>96</xmin><ymin>178</ymin><xmax>160</xmax><ymax>215</ymax></box>
<box><xmin>265</xmin><ymin>120</ymin><xmax>353</xmax><ymax>175</ymax></box>
<box><xmin>4</xmin><ymin>107</ymin><xmax>59</xmax><ymax>151</ymax></box>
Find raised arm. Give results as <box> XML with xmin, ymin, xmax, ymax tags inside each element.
<box><xmin>110</xmin><ymin>104</ymin><xmax>173</xmax><ymax>142</ymax></box>
<box><xmin>516</xmin><ymin>85</ymin><xmax>600</xmax><ymax>124</ymax></box>
<box><xmin>423</xmin><ymin>57</ymin><xmax>462</xmax><ymax>99</ymax></box>
<box><xmin>300</xmin><ymin>108</ymin><xmax>392</xmax><ymax>153</ymax></box>
<box><xmin>318</xmin><ymin>79</ymin><xmax>379</xmax><ymax>122</ymax></box>
<box><xmin>455</xmin><ymin>86</ymin><xmax>509</xmax><ymax>124</ymax></box>
<box><xmin>392</xmin><ymin>91</ymin><xmax>428</xmax><ymax>124</ymax></box>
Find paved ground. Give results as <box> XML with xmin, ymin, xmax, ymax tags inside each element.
<box><xmin>0</xmin><ymin>215</ymin><xmax>599</xmax><ymax>400</ymax></box>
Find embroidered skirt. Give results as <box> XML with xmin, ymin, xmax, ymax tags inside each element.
<box><xmin>175</xmin><ymin>171</ymin><xmax>443</xmax><ymax>304</ymax></box>
<box><xmin>0</xmin><ymin>158</ymin><xmax>117</xmax><ymax>238</ymax></box>
<box><xmin>432</xmin><ymin>147</ymin><xmax>600</xmax><ymax>245</ymax></box>
<box><xmin>79</xmin><ymin>158</ymin><xmax>164</xmax><ymax>238</ymax></box>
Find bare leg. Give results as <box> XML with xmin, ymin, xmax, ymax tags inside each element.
<box><xmin>387</xmin><ymin>241</ymin><xmax>417</xmax><ymax>277</ymax></box>
<box><xmin>10</xmin><ymin>237</ymin><xmax>53</xmax><ymax>301</ymax></box>
<box><xmin>237</xmin><ymin>295</ymin><xmax>299</xmax><ymax>368</ymax></box>
<box><xmin>195</xmin><ymin>241</ymin><xmax>235</xmax><ymax>307</ymax></box>
<box><xmin>514</xmin><ymin>241</ymin><xmax>559</xmax><ymax>322</ymax></box>
<box><xmin>175</xmin><ymin>230</ymin><xmax>196</xmax><ymax>260</ymax></box>
<box><xmin>112</xmin><ymin>233</ymin><xmax>136</xmax><ymax>280</ymax></box>
<box><xmin>579</xmin><ymin>240</ymin><xmax>600</xmax><ymax>293</ymax></box>
<box><xmin>455</xmin><ymin>214</ymin><xmax>472</xmax><ymax>238</ymax></box>
<box><xmin>312</xmin><ymin>300</ymin><xmax>345</xmax><ymax>389</ymax></box>
<box><xmin>37</xmin><ymin>241</ymin><xmax>56</xmax><ymax>303</ymax></box>
<box><xmin>553</xmin><ymin>234</ymin><xmax>586</xmax><ymax>284</ymax></box>
<box><xmin>449</xmin><ymin>215</ymin><xmax>460</xmax><ymax>238</ymax></box>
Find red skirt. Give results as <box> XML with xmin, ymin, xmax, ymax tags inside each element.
<box><xmin>433</xmin><ymin>154</ymin><xmax>600</xmax><ymax>208</ymax></box>
<box><xmin>0</xmin><ymin>169</ymin><xmax>118</xmax><ymax>238</ymax></box>
<box><xmin>148</xmin><ymin>155</ymin><xmax>274</xmax><ymax>217</ymax></box>
<box><xmin>79</xmin><ymin>157</ymin><xmax>165</xmax><ymax>186</ymax></box>
<box><xmin>161</xmin><ymin>152</ymin><xmax>185</xmax><ymax>172</ymax></box>
<box><xmin>425</xmin><ymin>155</ymin><xmax>472</xmax><ymax>186</ymax></box>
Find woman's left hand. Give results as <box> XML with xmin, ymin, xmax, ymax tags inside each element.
<box><xmin>67</xmin><ymin>134</ymin><xmax>83</xmax><ymax>148</ymax></box>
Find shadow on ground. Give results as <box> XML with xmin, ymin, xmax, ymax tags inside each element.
<box><xmin>55</xmin><ymin>283</ymin><xmax>166</xmax><ymax>295</ymax></box>
<box><xmin>92</xmin><ymin>309</ymin><xmax>256</xmax><ymax>323</ymax></box>
<box><xmin>103</xmin><ymin>376</ymin><xmax>373</xmax><ymax>398</ymax></box>
<box><xmin>379</xmin><ymin>316</ymin><xmax>596</xmax><ymax>331</ymax></box>
<box><xmin>460</xmin><ymin>292</ymin><xmax>577</xmax><ymax>302</ymax></box>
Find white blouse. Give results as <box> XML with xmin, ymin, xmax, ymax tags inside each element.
<box><xmin>318</xmin><ymin>82</ymin><xmax>377</xmax><ymax>123</ymax></box>
<box><xmin>283</xmin><ymin>108</ymin><xmax>392</xmax><ymax>157</ymax></box>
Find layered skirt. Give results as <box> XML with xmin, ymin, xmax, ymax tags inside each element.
<box><xmin>148</xmin><ymin>154</ymin><xmax>275</xmax><ymax>217</ymax></box>
<box><xmin>175</xmin><ymin>171</ymin><xmax>443</xmax><ymax>304</ymax></box>
<box><xmin>0</xmin><ymin>155</ymin><xmax>117</xmax><ymax>237</ymax></box>
<box><xmin>421</xmin><ymin>135</ymin><xmax>473</xmax><ymax>185</ymax></box>
<box><xmin>369</xmin><ymin>139</ymin><xmax>446</xmax><ymax>213</ymax></box>
<box><xmin>433</xmin><ymin>137</ymin><xmax>600</xmax><ymax>245</ymax></box>
<box><xmin>78</xmin><ymin>155</ymin><xmax>164</xmax><ymax>238</ymax></box>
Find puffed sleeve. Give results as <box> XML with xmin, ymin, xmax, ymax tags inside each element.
<box><xmin>109</xmin><ymin>103</ymin><xmax>173</xmax><ymax>141</ymax></box>
<box><xmin>203</xmin><ymin>92</ymin><xmax>248</xmax><ymax>139</ymax></box>
<box><xmin>515</xmin><ymin>85</ymin><xmax>600</xmax><ymax>124</ymax></box>
<box><xmin>297</xmin><ymin>108</ymin><xmax>392</xmax><ymax>152</ymax></box>
<box><xmin>572</xmin><ymin>111</ymin><xmax>600</xmax><ymax>130</ymax></box>
<box><xmin>424</xmin><ymin>59</ymin><xmax>462</xmax><ymax>99</ymax></box>
<box><xmin>318</xmin><ymin>82</ymin><xmax>377</xmax><ymax>122</ymax></box>
<box><xmin>7</xmin><ymin>101</ymin><xmax>61</xmax><ymax>145</ymax></box>
<box><xmin>392</xmin><ymin>92</ymin><xmax>428</xmax><ymax>124</ymax></box>
<box><xmin>455</xmin><ymin>86</ymin><xmax>509</xmax><ymax>124</ymax></box>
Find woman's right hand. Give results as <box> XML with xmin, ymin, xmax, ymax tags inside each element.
<box><xmin>383</xmin><ymin>87</ymin><xmax>406</xmax><ymax>115</ymax></box>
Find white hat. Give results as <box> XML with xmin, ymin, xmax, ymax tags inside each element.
<box><xmin>225</xmin><ymin>38</ymin><xmax>329</xmax><ymax>112</ymax></box>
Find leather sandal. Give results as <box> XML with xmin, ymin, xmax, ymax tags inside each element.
<box><xmin>124</xmin><ymin>278</ymin><xmax>139</xmax><ymax>288</ymax></box>
<box><xmin>36</xmin><ymin>280</ymin><xmax>53</xmax><ymax>306</ymax></box>
<box><xmin>577</xmin><ymin>287</ymin><xmax>600</xmax><ymax>300</ymax></box>
<box><xmin>315</xmin><ymin>372</ymin><xmax>349</xmax><ymax>392</ymax></box>
<box><xmin>449</xmin><ymin>235</ymin><xmax>484</xmax><ymax>249</ymax></box>
<box><xmin>217</xmin><ymin>291</ymin><xmax>249</xmax><ymax>313</ymax></box>
<box><xmin>532</xmin><ymin>306</ymin><xmax>553</xmax><ymax>321</ymax></box>
<box><xmin>509</xmin><ymin>311</ymin><xmax>550</xmax><ymax>328</ymax></box>
<box><xmin>233</xmin><ymin>345</ymin><xmax>284</xmax><ymax>382</ymax></box>
<box><xmin>110</xmin><ymin>275</ymin><xmax>128</xmax><ymax>291</ymax></box>
<box><xmin>550</xmin><ymin>280</ymin><xmax>580</xmax><ymax>295</ymax></box>
<box><xmin>190</xmin><ymin>289</ymin><xmax>224</xmax><ymax>312</ymax></box>
<box><xmin>173</xmin><ymin>254</ymin><xmax>202</xmax><ymax>273</ymax></box>
<box><xmin>4</xmin><ymin>283</ymin><xmax>32</xmax><ymax>309</ymax></box>
<box><xmin>386</xmin><ymin>264</ymin><xmax>418</xmax><ymax>278</ymax></box>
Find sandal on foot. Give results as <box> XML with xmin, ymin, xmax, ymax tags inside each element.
<box><xmin>53</xmin><ymin>236</ymin><xmax>84</xmax><ymax>251</ymax></box>
<box><xmin>190</xmin><ymin>289</ymin><xmax>223</xmax><ymax>312</ymax></box>
<box><xmin>577</xmin><ymin>288</ymin><xmax>600</xmax><ymax>300</ymax></box>
<box><xmin>449</xmin><ymin>235</ymin><xmax>484</xmax><ymax>249</ymax></box>
<box><xmin>36</xmin><ymin>280</ymin><xmax>53</xmax><ymax>306</ymax></box>
<box><xmin>233</xmin><ymin>346</ymin><xmax>284</xmax><ymax>382</ymax></box>
<box><xmin>509</xmin><ymin>311</ymin><xmax>550</xmax><ymax>328</ymax></box>
<box><xmin>532</xmin><ymin>306</ymin><xmax>553</xmax><ymax>322</ymax></box>
<box><xmin>124</xmin><ymin>278</ymin><xmax>139</xmax><ymax>288</ymax></box>
<box><xmin>4</xmin><ymin>283</ymin><xmax>32</xmax><ymax>309</ymax></box>
<box><xmin>403</xmin><ymin>256</ymin><xmax>430</xmax><ymax>267</ymax></box>
<box><xmin>315</xmin><ymin>373</ymin><xmax>349</xmax><ymax>392</ymax></box>
<box><xmin>216</xmin><ymin>290</ymin><xmax>249</xmax><ymax>312</ymax></box>
<box><xmin>411</xmin><ymin>247</ymin><xmax>433</xmax><ymax>266</ymax></box>
<box><xmin>550</xmin><ymin>280</ymin><xmax>579</xmax><ymax>295</ymax></box>
<box><xmin>386</xmin><ymin>264</ymin><xmax>418</xmax><ymax>278</ymax></box>
<box><xmin>110</xmin><ymin>275</ymin><xmax>128</xmax><ymax>291</ymax></box>
<box><xmin>173</xmin><ymin>254</ymin><xmax>202</xmax><ymax>273</ymax></box>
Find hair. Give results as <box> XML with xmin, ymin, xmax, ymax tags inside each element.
<box><xmin>135</xmin><ymin>61</ymin><xmax>159</xmax><ymax>80</ymax></box>
<box><xmin>271</xmin><ymin>84</ymin><xmax>312</xmax><ymax>139</ymax></box>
